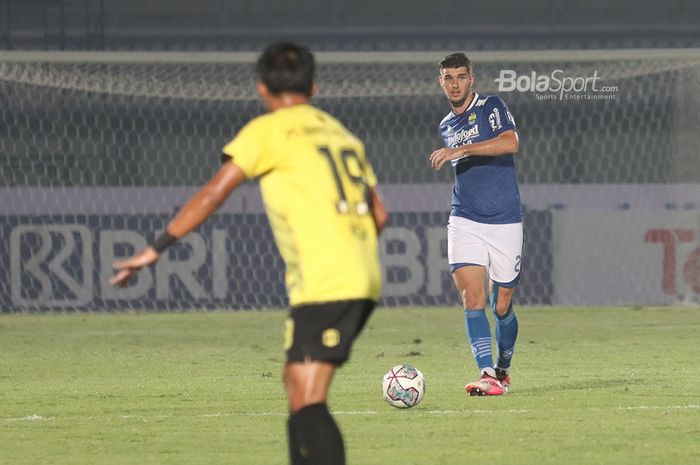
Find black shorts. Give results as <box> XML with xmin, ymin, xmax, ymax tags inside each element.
<box><xmin>284</xmin><ymin>299</ymin><xmax>375</xmax><ymax>365</ymax></box>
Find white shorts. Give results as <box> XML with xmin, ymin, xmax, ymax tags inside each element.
<box><xmin>447</xmin><ymin>215</ymin><xmax>523</xmax><ymax>287</ymax></box>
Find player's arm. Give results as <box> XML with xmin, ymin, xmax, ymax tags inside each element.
<box><xmin>368</xmin><ymin>186</ymin><xmax>388</xmax><ymax>235</ymax></box>
<box><xmin>165</xmin><ymin>162</ymin><xmax>246</xmax><ymax>238</ymax></box>
<box><xmin>430</xmin><ymin>130</ymin><xmax>519</xmax><ymax>170</ymax></box>
<box><xmin>110</xmin><ymin>162</ymin><xmax>247</xmax><ymax>287</ymax></box>
<box><xmin>358</xmin><ymin>146</ymin><xmax>388</xmax><ymax>235</ymax></box>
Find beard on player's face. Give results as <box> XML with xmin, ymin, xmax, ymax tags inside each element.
<box><xmin>450</xmin><ymin>95</ymin><xmax>468</xmax><ymax>108</ymax></box>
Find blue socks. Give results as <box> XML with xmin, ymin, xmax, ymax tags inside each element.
<box><xmin>491</xmin><ymin>286</ymin><xmax>518</xmax><ymax>370</ymax></box>
<box><xmin>465</xmin><ymin>285</ymin><xmax>519</xmax><ymax>375</ymax></box>
<box><xmin>464</xmin><ymin>309</ymin><xmax>494</xmax><ymax>373</ymax></box>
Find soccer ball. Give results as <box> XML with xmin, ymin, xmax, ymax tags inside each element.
<box><xmin>381</xmin><ymin>364</ymin><xmax>425</xmax><ymax>408</ymax></box>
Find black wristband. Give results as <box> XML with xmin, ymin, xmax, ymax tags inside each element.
<box><xmin>150</xmin><ymin>232</ymin><xmax>177</xmax><ymax>253</ymax></box>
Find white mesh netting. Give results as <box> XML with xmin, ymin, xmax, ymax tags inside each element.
<box><xmin>1</xmin><ymin>50</ymin><xmax>699</xmax><ymax>311</ymax></box>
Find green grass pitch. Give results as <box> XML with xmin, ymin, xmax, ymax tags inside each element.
<box><xmin>2</xmin><ymin>306</ymin><xmax>699</xmax><ymax>465</ymax></box>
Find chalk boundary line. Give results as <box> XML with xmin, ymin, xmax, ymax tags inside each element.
<box><xmin>5</xmin><ymin>404</ymin><xmax>699</xmax><ymax>422</ymax></box>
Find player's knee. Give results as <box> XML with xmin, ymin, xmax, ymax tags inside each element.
<box><xmin>287</xmin><ymin>386</ymin><xmax>328</xmax><ymax>413</ymax></box>
<box><xmin>460</xmin><ymin>287</ymin><xmax>486</xmax><ymax>309</ymax></box>
<box><xmin>492</xmin><ymin>288</ymin><xmax>514</xmax><ymax>317</ymax></box>
<box><xmin>284</xmin><ymin>363</ymin><xmax>335</xmax><ymax>413</ymax></box>
<box><xmin>285</xmin><ymin>371</ymin><xmax>310</xmax><ymax>412</ymax></box>
<box><xmin>494</xmin><ymin>299</ymin><xmax>510</xmax><ymax>317</ymax></box>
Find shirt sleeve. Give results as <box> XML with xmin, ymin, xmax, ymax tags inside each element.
<box><xmin>221</xmin><ymin>117</ymin><xmax>275</xmax><ymax>178</ymax></box>
<box><xmin>485</xmin><ymin>96</ymin><xmax>517</xmax><ymax>138</ymax></box>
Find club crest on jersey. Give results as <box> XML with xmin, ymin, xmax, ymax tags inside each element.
<box><xmin>447</xmin><ymin>125</ymin><xmax>479</xmax><ymax>146</ymax></box>
<box><xmin>467</xmin><ymin>112</ymin><xmax>477</xmax><ymax>125</ymax></box>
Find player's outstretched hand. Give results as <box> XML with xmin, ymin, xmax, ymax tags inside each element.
<box><xmin>429</xmin><ymin>147</ymin><xmax>465</xmax><ymax>170</ymax></box>
<box><xmin>110</xmin><ymin>247</ymin><xmax>160</xmax><ymax>288</ymax></box>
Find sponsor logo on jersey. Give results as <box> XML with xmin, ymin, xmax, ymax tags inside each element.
<box><xmin>475</xmin><ymin>98</ymin><xmax>488</xmax><ymax>107</ymax></box>
<box><xmin>447</xmin><ymin>125</ymin><xmax>479</xmax><ymax>146</ymax></box>
<box><xmin>489</xmin><ymin>108</ymin><xmax>502</xmax><ymax>130</ymax></box>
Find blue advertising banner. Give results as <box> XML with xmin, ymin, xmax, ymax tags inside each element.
<box><xmin>0</xmin><ymin>211</ymin><xmax>551</xmax><ymax>312</ymax></box>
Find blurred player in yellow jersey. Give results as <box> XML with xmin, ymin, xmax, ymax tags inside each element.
<box><xmin>111</xmin><ymin>42</ymin><xmax>387</xmax><ymax>465</ymax></box>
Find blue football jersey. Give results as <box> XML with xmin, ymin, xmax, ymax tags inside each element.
<box><xmin>439</xmin><ymin>92</ymin><xmax>522</xmax><ymax>224</ymax></box>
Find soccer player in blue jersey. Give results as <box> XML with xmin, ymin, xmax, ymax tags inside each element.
<box><xmin>430</xmin><ymin>53</ymin><xmax>522</xmax><ymax>396</ymax></box>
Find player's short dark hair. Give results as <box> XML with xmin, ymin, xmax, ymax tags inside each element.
<box><xmin>440</xmin><ymin>53</ymin><xmax>472</xmax><ymax>73</ymax></box>
<box><xmin>256</xmin><ymin>42</ymin><xmax>315</xmax><ymax>96</ymax></box>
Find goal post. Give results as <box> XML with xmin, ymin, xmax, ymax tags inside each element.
<box><xmin>1</xmin><ymin>49</ymin><xmax>699</xmax><ymax>312</ymax></box>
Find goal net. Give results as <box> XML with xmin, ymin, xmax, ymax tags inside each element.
<box><xmin>1</xmin><ymin>49</ymin><xmax>699</xmax><ymax>312</ymax></box>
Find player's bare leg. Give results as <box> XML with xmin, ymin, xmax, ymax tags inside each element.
<box><xmin>452</xmin><ymin>266</ymin><xmax>504</xmax><ymax>396</ymax></box>
<box><xmin>490</xmin><ymin>282</ymin><xmax>514</xmax><ymax>318</ymax></box>
<box><xmin>453</xmin><ymin>265</ymin><xmax>488</xmax><ymax>310</ymax></box>
<box><xmin>284</xmin><ymin>360</ymin><xmax>336</xmax><ymax>412</ymax></box>
<box><xmin>284</xmin><ymin>360</ymin><xmax>344</xmax><ymax>465</ymax></box>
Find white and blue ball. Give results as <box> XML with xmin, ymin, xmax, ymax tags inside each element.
<box><xmin>381</xmin><ymin>364</ymin><xmax>425</xmax><ymax>408</ymax></box>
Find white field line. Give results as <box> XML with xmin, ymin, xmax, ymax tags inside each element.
<box><xmin>4</xmin><ymin>409</ymin><xmax>528</xmax><ymax>422</ymax></box>
<box><xmin>5</xmin><ymin>414</ymin><xmax>51</xmax><ymax>421</ymax></box>
<box><xmin>4</xmin><ymin>405</ymin><xmax>699</xmax><ymax>422</ymax></box>
<box><xmin>617</xmin><ymin>404</ymin><xmax>700</xmax><ymax>411</ymax></box>
<box><xmin>238</xmin><ymin>409</ymin><xmax>530</xmax><ymax>417</ymax></box>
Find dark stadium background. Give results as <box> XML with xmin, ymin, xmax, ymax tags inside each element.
<box><xmin>2</xmin><ymin>0</ymin><xmax>700</xmax><ymax>51</ymax></box>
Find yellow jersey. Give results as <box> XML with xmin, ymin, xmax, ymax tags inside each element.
<box><xmin>222</xmin><ymin>104</ymin><xmax>381</xmax><ymax>306</ymax></box>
